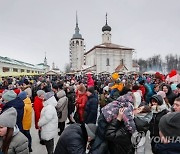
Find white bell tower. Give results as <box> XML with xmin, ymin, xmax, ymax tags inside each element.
<box><xmin>69</xmin><ymin>12</ymin><xmax>85</xmax><ymax>71</ymax></box>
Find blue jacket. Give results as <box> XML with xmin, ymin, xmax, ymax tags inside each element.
<box><xmin>84</xmin><ymin>93</ymin><xmax>98</xmax><ymax>124</ymax></box>
<box><xmin>2</xmin><ymin>97</ymin><xmax>24</xmax><ymax>131</ymax></box>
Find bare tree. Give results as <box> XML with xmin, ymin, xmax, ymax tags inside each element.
<box><xmin>64</xmin><ymin>63</ymin><xmax>71</xmax><ymax>73</ymax></box>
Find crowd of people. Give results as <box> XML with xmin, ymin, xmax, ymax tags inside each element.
<box><xmin>0</xmin><ymin>70</ymin><xmax>180</xmax><ymax>154</ymax></box>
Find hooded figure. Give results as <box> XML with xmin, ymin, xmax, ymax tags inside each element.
<box><xmin>149</xmin><ymin>94</ymin><xmax>169</xmax><ymax>153</ymax></box>
<box><xmin>87</xmin><ymin>74</ymin><xmax>94</xmax><ymax>88</ymax></box>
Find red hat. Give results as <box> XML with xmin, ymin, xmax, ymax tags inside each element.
<box><xmin>0</xmin><ymin>89</ymin><xmax>4</xmax><ymax>93</ymax></box>
<box><xmin>13</xmin><ymin>88</ymin><xmax>21</xmax><ymax>95</ymax></box>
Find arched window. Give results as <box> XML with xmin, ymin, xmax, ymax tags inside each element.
<box><xmin>76</xmin><ymin>40</ymin><xmax>79</xmax><ymax>46</ymax></box>
<box><xmin>81</xmin><ymin>41</ymin><xmax>83</xmax><ymax>46</ymax></box>
<box><xmin>72</xmin><ymin>41</ymin><xmax>74</xmax><ymax>46</ymax></box>
<box><xmin>106</xmin><ymin>58</ymin><xmax>110</xmax><ymax>66</ymax></box>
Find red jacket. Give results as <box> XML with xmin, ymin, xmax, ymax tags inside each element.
<box><xmin>76</xmin><ymin>92</ymin><xmax>88</xmax><ymax>122</ymax></box>
<box><xmin>139</xmin><ymin>85</ymin><xmax>146</xmax><ymax>100</ymax></box>
<box><xmin>33</xmin><ymin>96</ymin><xmax>43</xmax><ymax>129</ymax></box>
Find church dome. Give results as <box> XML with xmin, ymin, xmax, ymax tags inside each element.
<box><xmin>102</xmin><ymin>24</ymin><xmax>111</xmax><ymax>32</ymax></box>
<box><xmin>72</xmin><ymin>33</ymin><xmax>82</xmax><ymax>39</ymax></box>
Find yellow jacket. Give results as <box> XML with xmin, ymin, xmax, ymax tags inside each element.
<box><xmin>110</xmin><ymin>83</ymin><xmax>124</xmax><ymax>92</ymax></box>
<box><xmin>22</xmin><ymin>97</ymin><xmax>33</xmax><ymax>130</ymax></box>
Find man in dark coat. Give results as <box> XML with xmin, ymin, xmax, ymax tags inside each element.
<box><xmin>1</xmin><ymin>90</ymin><xmax>24</xmax><ymax>131</ymax></box>
<box><xmin>54</xmin><ymin>123</ymin><xmax>97</xmax><ymax>154</ymax></box>
<box><xmin>84</xmin><ymin>87</ymin><xmax>98</xmax><ymax>124</ymax></box>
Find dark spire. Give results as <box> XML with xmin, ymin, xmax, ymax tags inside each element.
<box><xmin>72</xmin><ymin>11</ymin><xmax>82</xmax><ymax>39</ymax></box>
<box><xmin>102</xmin><ymin>13</ymin><xmax>111</xmax><ymax>32</ymax></box>
<box><xmin>44</xmin><ymin>52</ymin><xmax>47</xmax><ymax>65</ymax></box>
<box><xmin>106</xmin><ymin>13</ymin><xmax>108</xmax><ymax>25</ymax></box>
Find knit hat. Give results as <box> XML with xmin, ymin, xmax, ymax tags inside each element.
<box><xmin>2</xmin><ymin>90</ymin><xmax>17</xmax><ymax>102</ymax></box>
<box><xmin>36</xmin><ymin>90</ymin><xmax>45</xmax><ymax>97</ymax></box>
<box><xmin>85</xmin><ymin>124</ymin><xmax>97</xmax><ymax>140</ymax></box>
<box><xmin>171</xmin><ymin>83</ymin><xmax>177</xmax><ymax>91</ymax></box>
<box><xmin>87</xmin><ymin>87</ymin><xmax>95</xmax><ymax>94</ymax></box>
<box><xmin>150</xmin><ymin>94</ymin><xmax>163</xmax><ymax>105</ymax></box>
<box><xmin>159</xmin><ymin>112</ymin><xmax>180</xmax><ymax>137</ymax></box>
<box><xmin>0</xmin><ymin>107</ymin><xmax>17</xmax><ymax>128</ymax></box>
<box><xmin>18</xmin><ymin>91</ymin><xmax>27</xmax><ymax>100</ymax></box>
<box><xmin>44</xmin><ymin>92</ymin><xmax>54</xmax><ymax>100</ymax></box>
<box><xmin>157</xmin><ymin>91</ymin><xmax>166</xmax><ymax>99</ymax></box>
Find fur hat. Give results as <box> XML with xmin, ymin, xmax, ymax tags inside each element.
<box><xmin>0</xmin><ymin>107</ymin><xmax>17</xmax><ymax>128</ymax></box>
<box><xmin>159</xmin><ymin>112</ymin><xmax>180</xmax><ymax>137</ymax></box>
<box><xmin>36</xmin><ymin>90</ymin><xmax>45</xmax><ymax>97</ymax></box>
<box><xmin>44</xmin><ymin>92</ymin><xmax>54</xmax><ymax>100</ymax></box>
<box><xmin>85</xmin><ymin>124</ymin><xmax>97</xmax><ymax>140</ymax></box>
<box><xmin>2</xmin><ymin>90</ymin><xmax>17</xmax><ymax>102</ymax></box>
<box><xmin>150</xmin><ymin>94</ymin><xmax>163</xmax><ymax>106</ymax></box>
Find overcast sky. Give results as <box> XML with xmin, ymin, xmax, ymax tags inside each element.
<box><xmin>0</xmin><ymin>0</ymin><xmax>180</xmax><ymax>71</ymax></box>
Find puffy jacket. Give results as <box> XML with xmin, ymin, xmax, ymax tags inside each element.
<box><xmin>22</xmin><ymin>97</ymin><xmax>32</xmax><ymax>130</ymax></box>
<box><xmin>54</xmin><ymin>123</ymin><xmax>87</xmax><ymax>154</ymax></box>
<box><xmin>0</xmin><ymin>126</ymin><xmax>29</xmax><ymax>154</ymax></box>
<box><xmin>33</xmin><ymin>96</ymin><xmax>43</xmax><ymax>129</ymax></box>
<box><xmin>76</xmin><ymin>92</ymin><xmax>88</xmax><ymax>122</ymax></box>
<box><xmin>38</xmin><ymin>96</ymin><xmax>58</xmax><ymax>141</ymax></box>
<box><xmin>105</xmin><ymin>119</ymin><xmax>134</xmax><ymax>154</ymax></box>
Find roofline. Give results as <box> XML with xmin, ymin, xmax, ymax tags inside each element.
<box><xmin>84</xmin><ymin>45</ymin><xmax>134</xmax><ymax>55</ymax></box>
<box><xmin>71</xmin><ymin>38</ymin><xmax>84</xmax><ymax>40</ymax></box>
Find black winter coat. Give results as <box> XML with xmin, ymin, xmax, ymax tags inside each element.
<box><xmin>54</xmin><ymin>123</ymin><xmax>88</xmax><ymax>154</ymax></box>
<box><xmin>84</xmin><ymin>93</ymin><xmax>98</xmax><ymax>124</ymax></box>
<box><xmin>105</xmin><ymin>119</ymin><xmax>134</xmax><ymax>154</ymax></box>
<box><xmin>67</xmin><ymin>91</ymin><xmax>75</xmax><ymax>114</ymax></box>
<box><xmin>149</xmin><ymin>109</ymin><xmax>168</xmax><ymax>137</ymax></box>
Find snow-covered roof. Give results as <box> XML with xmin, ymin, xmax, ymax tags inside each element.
<box><xmin>0</xmin><ymin>56</ymin><xmax>43</xmax><ymax>70</ymax></box>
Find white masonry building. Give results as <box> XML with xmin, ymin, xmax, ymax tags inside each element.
<box><xmin>69</xmin><ymin>14</ymin><xmax>138</xmax><ymax>74</ymax></box>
